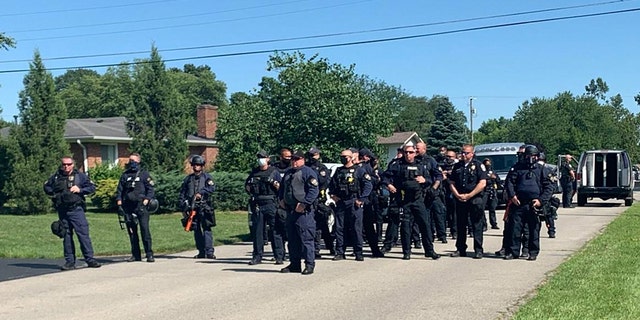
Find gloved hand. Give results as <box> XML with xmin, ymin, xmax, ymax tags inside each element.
<box><xmin>117</xmin><ymin>206</ymin><xmax>126</xmax><ymax>217</ymax></box>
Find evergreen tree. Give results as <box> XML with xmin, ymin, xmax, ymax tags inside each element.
<box><xmin>427</xmin><ymin>96</ymin><xmax>468</xmax><ymax>153</ymax></box>
<box><xmin>3</xmin><ymin>51</ymin><xmax>68</xmax><ymax>213</ymax></box>
<box><xmin>127</xmin><ymin>46</ymin><xmax>190</xmax><ymax>172</ymax></box>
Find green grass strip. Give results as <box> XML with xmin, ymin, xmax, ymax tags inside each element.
<box><xmin>514</xmin><ymin>206</ymin><xmax>640</xmax><ymax>320</ymax></box>
<box><xmin>0</xmin><ymin>212</ymin><xmax>250</xmax><ymax>259</ymax></box>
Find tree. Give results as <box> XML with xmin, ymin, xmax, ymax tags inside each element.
<box><xmin>426</xmin><ymin>96</ymin><xmax>467</xmax><ymax>153</ymax></box>
<box><xmin>474</xmin><ymin>117</ymin><xmax>514</xmax><ymax>144</ymax></box>
<box><xmin>393</xmin><ymin>95</ymin><xmax>435</xmax><ymax>139</ymax></box>
<box><xmin>126</xmin><ymin>46</ymin><xmax>191</xmax><ymax>172</ymax></box>
<box><xmin>216</xmin><ymin>92</ymin><xmax>277</xmax><ymax>171</ymax></box>
<box><xmin>2</xmin><ymin>51</ymin><xmax>68</xmax><ymax>213</ymax></box>
<box><xmin>0</xmin><ymin>32</ymin><xmax>16</xmax><ymax>51</ymax></box>
<box><xmin>217</xmin><ymin>52</ymin><xmax>396</xmax><ymax>168</ymax></box>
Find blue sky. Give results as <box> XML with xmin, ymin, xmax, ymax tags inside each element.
<box><xmin>1</xmin><ymin>0</ymin><xmax>639</xmax><ymax>128</ymax></box>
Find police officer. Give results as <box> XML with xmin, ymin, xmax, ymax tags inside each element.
<box><xmin>306</xmin><ymin>147</ymin><xmax>335</xmax><ymax>258</ymax></box>
<box><xmin>358</xmin><ymin>148</ymin><xmax>385</xmax><ymax>258</ymax></box>
<box><xmin>449</xmin><ymin>144</ymin><xmax>488</xmax><ymax>259</ymax></box>
<box><xmin>382</xmin><ymin>144</ymin><xmax>441</xmax><ymax>260</ymax></box>
<box><xmin>179</xmin><ymin>155</ymin><xmax>217</xmax><ymax>259</ymax></box>
<box><xmin>559</xmin><ymin>155</ymin><xmax>576</xmax><ymax>208</ymax></box>
<box><xmin>44</xmin><ymin>157</ymin><xmax>101</xmax><ymax>270</ymax></box>
<box><xmin>273</xmin><ymin>148</ymin><xmax>293</xmax><ymax>247</ymax></box>
<box><xmin>415</xmin><ymin>142</ymin><xmax>446</xmax><ymax>244</ymax></box>
<box><xmin>503</xmin><ymin>145</ymin><xmax>555</xmax><ymax>261</ymax></box>
<box><xmin>482</xmin><ymin>158</ymin><xmax>500</xmax><ymax>230</ymax></box>
<box><xmin>246</xmin><ymin>150</ymin><xmax>284</xmax><ymax>265</ymax></box>
<box><xmin>115</xmin><ymin>153</ymin><xmax>156</xmax><ymax>262</ymax></box>
<box><xmin>329</xmin><ymin>148</ymin><xmax>373</xmax><ymax>261</ymax></box>
<box><xmin>278</xmin><ymin>150</ymin><xmax>319</xmax><ymax>275</ymax></box>
<box><xmin>441</xmin><ymin>150</ymin><xmax>458</xmax><ymax>240</ymax></box>
<box><xmin>380</xmin><ymin>148</ymin><xmax>404</xmax><ymax>252</ymax></box>
<box><xmin>538</xmin><ymin>152</ymin><xmax>559</xmax><ymax>238</ymax></box>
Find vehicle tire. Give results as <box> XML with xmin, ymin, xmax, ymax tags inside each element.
<box><xmin>577</xmin><ymin>194</ymin><xmax>587</xmax><ymax>207</ymax></box>
<box><xmin>625</xmin><ymin>198</ymin><xmax>633</xmax><ymax>206</ymax></box>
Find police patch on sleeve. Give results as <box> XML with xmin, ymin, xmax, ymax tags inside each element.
<box><xmin>480</xmin><ymin>164</ymin><xmax>486</xmax><ymax>171</ymax></box>
<box><xmin>207</xmin><ymin>179</ymin><xmax>214</xmax><ymax>186</ymax></box>
<box><xmin>364</xmin><ymin>174</ymin><xmax>371</xmax><ymax>180</ymax></box>
<box><xmin>147</xmin><ymin>177</ymin><xmax>155</xmax><ymax>186</ymax></box>
<box><xmin>309</xmin><ymin>178</ymin><xmax>318</xmax><ymax>186</ymax></box>
<box><xmin>320</xmin><ymin>170</ymin><xmax>326</xmax><ymax>177</ymax></box>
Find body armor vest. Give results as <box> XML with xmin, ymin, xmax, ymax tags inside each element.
<box><xmin>334</xmin><ymin>167</ymin><xmax>360</xmax><ymax>199</ymax></box>
<box><xmin>248</xmin><ymin>167</ymin><xmax>277</xmax><ymax>201</ymax></box>
<box><xmin>53</xmin><ymin>173</ymin><xmax>83</xmax><ymax>206</ymax></box>
<box><xmin>122</xmin><ymin>170</ymin><xmax>144</xmax><ymax>202</ymax></box>
<box><xmin>283</xmin><ymin>169</ymin><xmax>306</xmax><ymax>206</ymax></box>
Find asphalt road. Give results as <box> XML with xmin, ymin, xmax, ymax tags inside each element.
<box><xmin>0</xmin><ymin>198</ymin><xmax>629</xmax><ymax>320</ymax></box>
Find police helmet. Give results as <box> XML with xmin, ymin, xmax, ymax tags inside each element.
<box><xmin>146</xmin><ymin>198</ymin><xmax>160</xmax><ymax>213</ymax></box>
<box><xmin>539</xmin><ymin>152</ymin><xmax>547</xmax><ymax>161</ymax></box>
<box><xmin>523</xmin><ymin>145</ymin><xmax>540</xmax><ymax>157</ymax></box>
<box><xmin>190</xmin><ymin>155</ymin><xmax>205</xmax><ymax>166</ymax></box>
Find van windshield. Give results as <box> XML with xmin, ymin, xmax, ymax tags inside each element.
<box><xmin>479</xmin><ymin>155</ymin><xmax>518</xmax><ymax>172</ymax></box>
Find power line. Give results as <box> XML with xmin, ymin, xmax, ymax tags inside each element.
<box><xmin>0</xmin><ymin>7</ymin><xmax>638</xmax><ymax>75</ymax></box>
<box><xmin>0</xmin><ymin>0</ymin><xmax>631</xmax><ymax>64</ymax></box>
<box><xmin>0</xmin><ymin>0</ymin><xmax>181</xmax><ymax>18</ymax></box>
<box><xmin>14</xmin><ymin>0</ymin><xmax>372</xmax><ymax>42</ymax></box>
<box><xmin>7</xmin><ymin>0</ymin><xmax>313</xmax><ymax>34</ymax></box>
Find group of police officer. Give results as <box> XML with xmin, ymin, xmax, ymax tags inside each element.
<box><xmin>243</xmin><ymin>142</ymin><xmax>561</xmax><ymax>274</ymax></box>
<box><xmin>45</xmin><ymin>153</ymin><xmax>217</xmax><ymax>271</ymax></box>
<box><xmin>45</xmin><ymin>142</ymin><xmax>557</xmax><ymax>272</ymax></box>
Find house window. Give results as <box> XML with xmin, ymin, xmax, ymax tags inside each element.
<box><xmin>100</xmin><ymin>144</ymin><xmax>118</xmax><ymax>167</ymax></box>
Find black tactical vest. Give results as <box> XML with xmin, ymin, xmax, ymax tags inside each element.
<box><xmin>186</xmin><ymin>174</ymin><xmax>208</xmax><ymax>201</ymax></box>
<box><xmin>283</xmin><ymin>169</ymin><xmax>306</xmax><ymax>206</ymax></box>
<box><xmin>53</xmin><ymin>173</ymin><xmax>83</xmax><ymax>206</ymax></box>
<box><xmin>122</xmin><ymin>170</ymin><xmax>144</xmax><ymax>202</ymax></box>
<box><xmin>334</xmin><ymin>167</ymin><xmax>360</xmax><ymax>199</ymax></box>
<box><xmin>248</xmin><ymin>167</ymin><xmax>278</xmax><ymax>201</ymax></box>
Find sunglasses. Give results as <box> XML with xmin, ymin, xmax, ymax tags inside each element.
<box><xmin>62</xmin><ymin>163</ymin><xmax>73</xmax><ymax>166</ymax></box>
<box><xmin>405</xmin><ymin>151</ymin><xmax>416</xmax><ymax>154</ymax></box>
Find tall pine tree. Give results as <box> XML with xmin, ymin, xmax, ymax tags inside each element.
<box><xmin>3</xmin><ymin>51</ymin><xmax>69</xmax><ymax>213</ymax></box>
<box><xmin>427</xmin><ymin>96</ymin><xmax>468</xmax><ymax>153</ymax></box>
<box><xmin>127</xmin><ymin>46</ymin><xmax>190</xmax><ymax>172</ymax></box>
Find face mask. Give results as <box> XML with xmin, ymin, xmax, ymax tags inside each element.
<box><xmin>282</xmin><ymin>158</ymin><xmax>291</xmax><ymax>165</ymax></box>
<box><xmin>258</xmin><ymin>158</ymin><xmax>268</xmax><ymax>166</ymax></box>
<box><xmin>340</xmin><ymin>156</ymin><xmax>349</xmax><ymax>165</ymax></box>
<box><xmin>126</xmin><ymin>161</ymin><xmax>139</xmax><ymax>171</ymax></box>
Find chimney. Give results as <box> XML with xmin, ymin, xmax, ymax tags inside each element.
<box><xmin>196</xmin><ymin>104</ymin><xmax>218</xmax><ymax>139</ymax></box>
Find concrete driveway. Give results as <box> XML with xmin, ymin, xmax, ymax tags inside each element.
<box><xmin>0</xmin><ymin>198</ymin><xmax>629</xmax><ymax>320</ymax></box>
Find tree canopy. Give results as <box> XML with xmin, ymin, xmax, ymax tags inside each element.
<box><xmin>1</xmin><ymin>51</ymin><xmax>69</xmax><ymax>212</ymax></box>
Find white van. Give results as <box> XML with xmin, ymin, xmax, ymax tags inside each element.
<box><xmin>474</xmin><ymin>142</ymin><xmax>524</xmax><ymax>204</ymax></box>
<box><xmin>576</xmin><ymin>150</ymin><xmax>634</xmax><ymax>206</ymax></box>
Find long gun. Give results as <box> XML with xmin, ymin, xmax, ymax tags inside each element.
<box><xmin>117</xmin><ymin>205</ymin><xmax>135</xmax><ymax>233</ymax></box>
<box><xmin>184</xmin><ymin>198</ymin><xmax>197</xmax><ymax>232</ymax></box>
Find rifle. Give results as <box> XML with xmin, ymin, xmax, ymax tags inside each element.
<box><xmin>184</xmin><ymin>198</ymin><xmax>197</xmax><ymax>232</ymax></box>
<box><xmin>118</xmin><ymin>205</ymin><xmax>137</xmax><ymax>233</ymax></box>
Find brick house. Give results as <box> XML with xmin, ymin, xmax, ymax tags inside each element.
<box><xmin>65</xmin><ymin>104</ymin><xmax>218</xmax><ymax>172</ymax></box>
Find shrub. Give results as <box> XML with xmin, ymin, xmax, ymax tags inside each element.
<box><xmin>91</xmin><ymin>170</ymin><xmax>249</xmax><ymax>213</ymax></box>
<box><xmin>211</xmin><ymin>171</ymin><xmax>248</xmax><ymax>211</ymax></box>
<box><xmin>91</xmin><ymin>178</ymin><xmax>119</xmax><ymax>211</ymax></box>
<box><xmin>87</xmin><ymin>162</ymin><xmax>123</xmax><ymax>181</ymax></box>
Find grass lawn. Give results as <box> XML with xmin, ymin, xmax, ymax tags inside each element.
<box><xmin>0</xmin><ymin>211</ymin><xmax>250</xmax><ymax>259</ymax></box>
<box><xmin>514</xmin><ymin>205</ymin><xmax>640</xmax><ymax>319</ymax></box>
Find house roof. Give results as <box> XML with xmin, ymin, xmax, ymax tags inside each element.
<box><xmin>66</xmin><ymin>117</ymin><xmax>130</xmax><ymax>141</ymax></box>
<box><xmin>376</xmin><ymin>131</ymin><xmax>420</xmax><ymax>145</ymax></box>
<box><xmin>1</xmin><ymin>117</ymin><xmax>216</xmax><ymax>146</ymax></box>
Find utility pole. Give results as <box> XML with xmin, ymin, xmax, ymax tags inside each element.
<box><xmin>469</xmin><ymin>97</ymin><xmax>475</xmax><ymax>144</ymax></box>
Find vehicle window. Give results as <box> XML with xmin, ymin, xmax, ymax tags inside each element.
<box><xmin>480</xmin><ymin>155</ymin><xmax>518</xmax><ymax>172</ymax></box>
